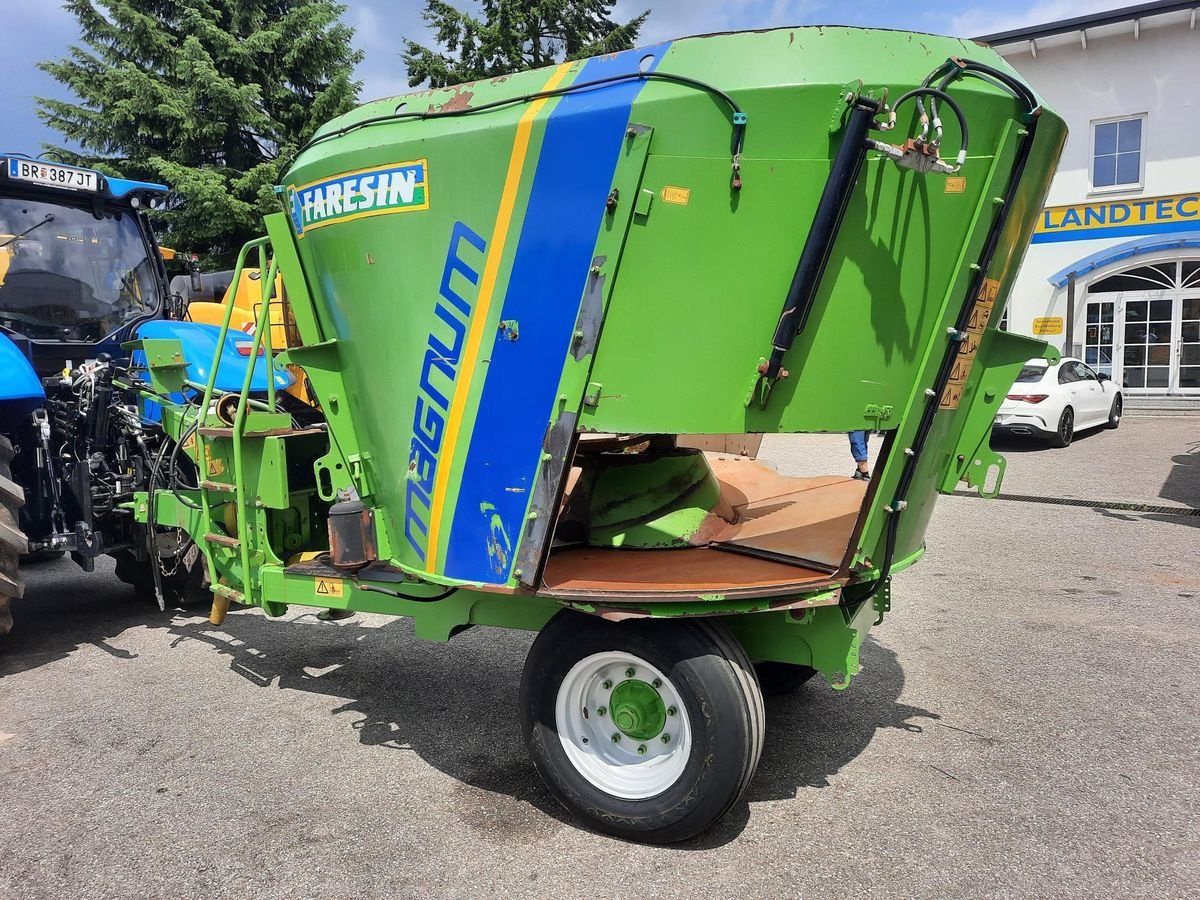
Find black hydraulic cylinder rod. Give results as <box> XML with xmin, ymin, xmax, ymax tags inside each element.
<box><xmin>763</xmin><ymin>95</ymin><xmax>880</xmax><ymax>381</ymax></box>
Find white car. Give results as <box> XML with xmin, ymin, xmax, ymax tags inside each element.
<box><xmin>992</xmin><ymin>357</ymin><xmax>1122</xmax><ymax>447</ymax></box>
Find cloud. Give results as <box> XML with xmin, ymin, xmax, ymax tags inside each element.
<box><xmin>615</xmin><ymin>0</ymin><xmax>826</xmax><ymax>44</ymax></box>
<box><xmin>3</xmin><ymin>0</ymin><xmax>1131</xmax><ymax>153</ymax></box>
<box><xmin>949</xmin><ymin>0</ymin><xmax>1128</xmax><ymax>38</ymax></box>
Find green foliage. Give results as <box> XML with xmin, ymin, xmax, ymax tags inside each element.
<box><xmin>38</xmin><ymin>0</ymin><xmax>363</xmax><ymax>264</ymax></box>
<box><xmin>404</xmin><ymin>0</ymin><xmax>650</xmax><ymax>88</ymax></box>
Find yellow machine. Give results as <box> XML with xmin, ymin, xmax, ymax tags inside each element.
<box><xmin>169</xmin><ymin>261</ymin><xmax>313</xmax><ymax>405</ymax></box>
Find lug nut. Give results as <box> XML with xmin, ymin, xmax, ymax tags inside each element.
<box><xmin>625</xmin><ymin>667</ymin><xmax>635</xmax><ymax>678</ymax></box>
<box><xmin>602</xmin><ymin>679</ymin><xmax>612</xmax><ymax>690</ymax></box>
<box><xmin>637</xmin><ymin>744</ymin><xmax>647</xmax><ymax>755</ymax></box>
<box><xmin>611</xmin><ymin>733</ymin><xmax>622</xmax><ymax>744</ymax></box>
<box><xmin>661</xmin><ymin>733</ymin><xmax>670</xmax><ymax>743</ymax></box>
<box><xmin>597</xmin><ymin>706</ymin><xmax>607</xmax><ymax>717</ymax></box>
<box><xmin>652</xmin><ymin>678</ymin><xmax>662</xmax><ymax>688</ymax></box>
<box><xmin>667</xmin><ymin>706</ymin><xmax>677</xmax><ymax>716</ymax></box>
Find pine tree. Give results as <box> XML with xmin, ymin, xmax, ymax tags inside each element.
<box><xmin>39</xmin><ymin>0</ymin><xmax>363</xmax><ymax>263</ymax></box>
<box><xmin>404</xmin><ymin>0</ymin><xmax>650</xmax><ymax>88</ymax></box>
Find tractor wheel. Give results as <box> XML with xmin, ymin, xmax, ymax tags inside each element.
<box><xmin>753</xmin><ymin>661</ymin><xmax>818</xmax><ymax>696</ymax></box>
<box><xmin>520</xmin><ymin>612</ymin><xmax>764</xmax><ymax>844</ymax></box>
<box><xmin>0</xmin><ymin>435</ymin><xmax>29</xmax><ymax>635</ymax></box>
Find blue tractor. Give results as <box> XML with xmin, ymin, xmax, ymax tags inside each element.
<box><xmin>0</xmin><ymin>154</ymin><xmax>288</xmax><ymax>632</ymax></box>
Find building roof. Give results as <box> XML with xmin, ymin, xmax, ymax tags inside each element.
<box><xmin>1047</xmin><ymin>232</ymin><xmax>1200</xmax><ymax>287</ymax></box>
<box><xmin>975</xmin><ymin>0</ymin><xmax>1198</xmax><ymax>45</ymax></box>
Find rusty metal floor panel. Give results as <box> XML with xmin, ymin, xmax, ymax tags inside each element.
<box><xmin>540</xmin><ymin>546</ymin><xmax>842</xmax><ymax>600</ymax></box>
<box><xmin>540</xmin><ymin>455</ymin><xmax>866</xmax><ymax>600</ymax></box>
<box><xmin>706</xmin><ymin>458</ymin><xmax>867</xmax><ymax>569</ymax></box>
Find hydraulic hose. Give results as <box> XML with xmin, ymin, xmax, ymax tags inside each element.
<box><xmin>760</xmin><ymin>94</ymin><xmax>880</xmax><ymax>389</ymax></box>
<box><xmin>359</xmin><ymin>583</ymin><xmax>459</xmax><ymax>603</ymax></box>
<box><xmin>299</xmin><ymin>70</ymin><xmax>748</xmax><ymax>189</ymax></box>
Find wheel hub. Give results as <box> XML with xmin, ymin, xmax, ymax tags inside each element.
<box><xmin>609</xmin><ymin>680</ymin><xmax>667</xmax><ymax>740</ymax></box>
<box><xmin>554</xmin><ymin>650</ymin><xmax>693</xmax><ymax>800</ymax></box>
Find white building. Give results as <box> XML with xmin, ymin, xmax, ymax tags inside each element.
<box><xmin>978</xmin><ymin>1</ymin><xmax>1200</xmax><ymax>396</ymax></box>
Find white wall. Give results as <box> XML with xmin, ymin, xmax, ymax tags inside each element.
<box><xmin>991</xmin><ymin>16</ymin><xmax>1200</xmax><ymax>350</ymax></box>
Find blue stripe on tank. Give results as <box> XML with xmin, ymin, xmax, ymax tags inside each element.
<box><xmin>443</xmin><ymin>43</ymin><xmax>672</xmax><ymax>583</ymax></box>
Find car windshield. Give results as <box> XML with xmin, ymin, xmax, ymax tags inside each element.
<box><xmin>1015</xmin><ymin>363</ymin><xmax>1048</xmax><ymax>383</ymax></box>
<box><xmin>0</xmin><ymin>196</ymin><xmax>161</xmax><ymax>341</ymax></box>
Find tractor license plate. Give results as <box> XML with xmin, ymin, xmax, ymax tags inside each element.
<box><xmin>7</xmin><ymin>158</ymin><xmax>98</xmax><ymax>193</ymax></box>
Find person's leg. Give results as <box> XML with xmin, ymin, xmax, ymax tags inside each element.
<box><xmin>848</xmin><ymin>430</ymin><xmax>870</xmax><ymax>478</ymax></box>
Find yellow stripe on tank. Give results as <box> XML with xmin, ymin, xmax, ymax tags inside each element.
<box><xmin>424</xmin><ymin>61</ymin><xmax>574</xmax><ymax>573</ymax></box>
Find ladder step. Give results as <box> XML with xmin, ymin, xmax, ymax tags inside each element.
<box><xmin>211</xmin><ymin>583</ymin><xmax>245</xmax><ymax>603</ymax></box>
<box><xmin>200</xmin><ymin>480</ymin><xmax>237</xmax><ymax>493</ymax></box>
<box><xmin>204</xmin><ymin>532</ymin><xmax>241</xmax><ymax>549</ymax></box>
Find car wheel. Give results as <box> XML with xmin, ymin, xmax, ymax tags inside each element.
<box><xmin>1049</xmin><ymin>406</ymin><xmax>1074</xmax><ymax>448</ymax></box>
<box><xmin>1106</xmin><ymin>394</ymin><xmax>1122</xmax><ymax>429</ymax></box>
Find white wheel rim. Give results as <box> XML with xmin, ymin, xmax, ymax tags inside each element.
<box><xmin>555</xmin><ymin>650</ymin><xmax>693</xmax><ymax>800</ymax></box>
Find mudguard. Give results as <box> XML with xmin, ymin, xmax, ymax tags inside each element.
<box><xmin>136</xmin><ymin>320</ymin><xmax>292</xmax><ymax>394</ymax></box>
<box><xmin>0</xmin><ymin>333</ymin><xmax>45</xmax><ymax>424</ymax></box>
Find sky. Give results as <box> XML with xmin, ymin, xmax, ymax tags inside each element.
<box><xmin>0</xmin><ymin>0</ymin><xmax>1131</xmax><ymax>156</ymax></box>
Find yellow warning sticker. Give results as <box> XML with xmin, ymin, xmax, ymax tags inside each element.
<box><xmin>1032</xmin><ymin>316</ymin><xmax>1064</xmax><ymax>336</ymax></box>
<box><xmin>940</xmin><ymin>278</ymin><xmax>1001</xmax><ymax>410</ymax></box>
<box><xmin>207</xmin><ymin>457</ymin><xmax>225</xmax><ymax>476</ymax></box>
<box><xmin>661</xmin><ymin>185</ymin><xmax>690</xmax><ymax>205</ymax></box>
<box><xmin>315</xmin><ymin>577</ymin><xmax>344</xmax><ymax>599</ymax></box>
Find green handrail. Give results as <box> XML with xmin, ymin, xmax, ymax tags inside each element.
<box><xmin>194</xmin><ymin>236</ymin><xmax>269</xmax><ymax>605</ymax></box>
<box><xmin>227</xmin><ymin>252</ymin><xmax>280</xmax><ymax>606</ymax></box>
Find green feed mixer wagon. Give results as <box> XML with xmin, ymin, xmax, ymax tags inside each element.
<box><xmin>132</xmin><ymin>27</ymin><xmax>1064</xmax><ymax>842</ymax></box>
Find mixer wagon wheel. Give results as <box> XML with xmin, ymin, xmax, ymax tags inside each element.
<box><xmin>0</xmin><ymin>435</ymin><xmax>28</xmax><ymax>635</ymax></box>
<box><xmin>520</xmin><ymin>612</ymin><xmax>764</xmax><ymax>843</ymax></box>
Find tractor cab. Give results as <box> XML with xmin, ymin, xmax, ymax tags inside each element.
<box><xmin>0</xmin><ymin>155</ymin><xmax>170</xmax><ymax>376</ymax></box>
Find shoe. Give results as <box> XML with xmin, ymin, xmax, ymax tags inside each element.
<box><xmin>852</xmin><ymin>469</ymin><xmax>871</xmax><ymax>482</ymax></box>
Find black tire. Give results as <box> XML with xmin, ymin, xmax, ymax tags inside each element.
<box><xmin>113</xmin><ymin>538</ymin><xmax>209</xmax><ymax>609</ymax></box>
<box><xmin>113</xmin><ymin>549</ymin><xmax>158</xmax><ymax>604</ymax></box>
<box><xmin>1049</xmin><ymin>406</ymin><xmax>1074</xmax><ymax>448</ymax></box>
<box><xmin>754</xmin><ymin>661</ymin><xmax>818</xmax><ymax>696</ymax></box>
<box><xmin>0</xmin><ymin>435</ymin><xmax>29</xmax><ymax>636</ymax></box>
<box><xmin>520</xmin><ymin>612</ymin><xmax>764</xmax><ymax>844</ymax></box>
<box><xmin>1107</xmin><ymin>393</ymin><xmax>1123</xmax><ymax>429</ymax></box>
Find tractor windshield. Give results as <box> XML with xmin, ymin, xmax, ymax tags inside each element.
<box><xmin>0</xmin><ymin>196</ymin><xmax>162</xmax><ymax>342</ymax></box>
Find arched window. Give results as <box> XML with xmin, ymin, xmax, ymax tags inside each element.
<box><xmin>1087</xmin><ymin>263</ymin><xmax>1178</xmax><ymax>292</ymax></box>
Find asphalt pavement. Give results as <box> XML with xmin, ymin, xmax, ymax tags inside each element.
<box><xmin>1</xmin><ymin>416</ymin><xmax>1197</xmax><ymax>899</ymax></box>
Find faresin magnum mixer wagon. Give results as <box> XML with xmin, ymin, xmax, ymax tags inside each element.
<box><xmin>127</xmin><ymin>28</ymin><xmax>1065</xmax><ymax>841</ymax></box>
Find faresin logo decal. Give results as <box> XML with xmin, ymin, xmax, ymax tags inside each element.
<box><xmin>287</xmin><ymin>160</ymin><xmax>429</xmax><ymax>236</ymax></box>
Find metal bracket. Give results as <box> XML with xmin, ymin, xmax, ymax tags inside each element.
<box><xmin>864</xmin><ymin>403</ymin><xmax>893</xmax><ymax>426</ymax></box>
<box><xmin>872</xmin><ymin>577</ymin><xmax>892</xmax><ymax>625</ymax></box>
<box><xmin>829</xmin><ymin>80</ymin><xmax>865</xmax><ymax>133</ymax></box>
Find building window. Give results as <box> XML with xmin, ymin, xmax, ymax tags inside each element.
<box><xmin>1091</xmin><ymin>116</ymin><xmax>1143</xmax><ymax>190</ymax></box>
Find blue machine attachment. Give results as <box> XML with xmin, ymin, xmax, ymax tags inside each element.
<box><xmin>0</xmin><ymin>334</ymin><xmax>45</xmax><ymax>424</ymax></box>
<box><xmin>135</xmin><ymin>320</ymin><xmax>293</xmax><ymax>421</ymax></box>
